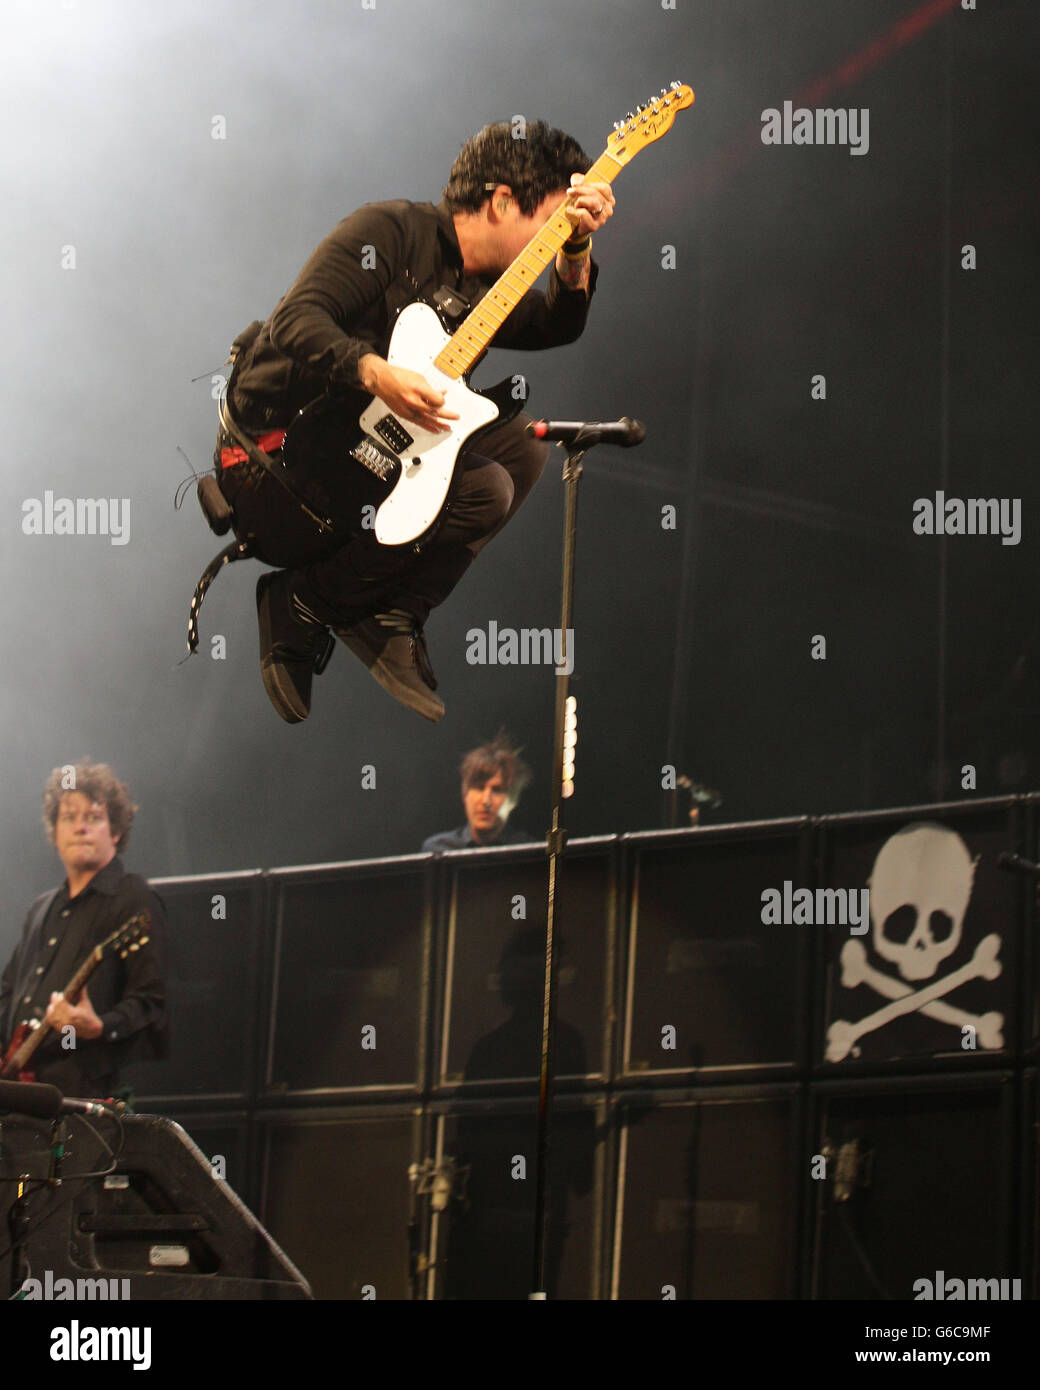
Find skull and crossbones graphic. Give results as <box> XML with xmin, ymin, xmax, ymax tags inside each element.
<box><xmin>826</xmin><ymin>823</ymin><xmax>1003</xmax><ymax>1062</ymax></box>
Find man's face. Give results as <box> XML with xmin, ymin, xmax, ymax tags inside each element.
<box><xmin>54</xmin><ymin>791</ymin><xmax>119</xmax><ymax>880</ymax></box>
<box><xmin>464</xmin><ymin>773</ymin><xmax>510</xmax><ymax>841</ymax></box>
<box><xmin>488</xmin><ymin>189</ymin><xmax>570</xmax><ymax>273</ymax></box>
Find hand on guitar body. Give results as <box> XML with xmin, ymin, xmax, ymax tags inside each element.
<box><xmin>45</xmin><ymin>985</ymin><xmax>103</xmax><ymax>1041</ymax></box>
<box><xmin>0</xmin><ymin>912</ymin><xmax>149</xmax><ymax>1080</ymax></box>
<box><xmin>358</xmin><ymin>353</ymin><xmax>460</xmax><ymax>435</ymax></box>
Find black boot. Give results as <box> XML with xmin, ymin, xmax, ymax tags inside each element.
<box><xmin>256</xmin><ymin>571</ymin><xmax>334</xmax><ymax>723</ymax></box>
<box><xmin>334</xmin><ymin>609</ymin><xmax>444</xmax><ymax>723</ymax></box>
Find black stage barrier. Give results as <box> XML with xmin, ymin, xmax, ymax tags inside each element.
<box><xmin>110</xmin><ymin>796</ymin><xmax>1037</xmax><ymax>1297</ymax></box>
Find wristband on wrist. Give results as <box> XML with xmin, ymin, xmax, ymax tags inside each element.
<box><xmin>561</xmin><ymin>234</ymin><xmax>591</xmax><ymax>259</ymax></box>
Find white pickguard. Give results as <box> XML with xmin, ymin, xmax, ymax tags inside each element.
<box><xmin>360</xmin><ymin>301</ymin><xmax>500</xmax><ymax>546</ymax></box>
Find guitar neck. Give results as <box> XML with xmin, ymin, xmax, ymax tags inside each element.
<box><xmin>433</xmin><ymin>148</ymin><xmax>624</xmax><ymax>380</ymax></box>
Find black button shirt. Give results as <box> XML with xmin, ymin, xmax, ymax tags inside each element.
<box><xmin>230</xmin><ymin>198</ymin><xmax>598</xmax><ymax>431</ymax></box>
<box><xmin>0</xmin><ymin>856</ymin><xmax>166</xmax><ymax>1089</ymax></box>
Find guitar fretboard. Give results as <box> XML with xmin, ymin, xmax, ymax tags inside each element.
<box><xmin>433</xmin><ymin>150</ymin><xmax>624</xmax><ymax>380</ymax></box>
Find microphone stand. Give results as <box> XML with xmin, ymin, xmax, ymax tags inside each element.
<box><xmin>529</xmin><ymin>438</ymin><xmax>585</xmax><ymax>1301</ymax></box>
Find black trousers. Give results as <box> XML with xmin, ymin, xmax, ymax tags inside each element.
<box><xmin>222</xmin><ymin>412</ymin><xmax>549</xmax><ymax>628</ymax></box>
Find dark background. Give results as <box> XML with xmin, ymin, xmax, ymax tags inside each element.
<box><xmin>2</xmin><ymin>0</ymin><xmax>1036</xmax><ymax>946</ymax></box>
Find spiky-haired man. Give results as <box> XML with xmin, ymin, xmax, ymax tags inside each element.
<box><xmin>215</xmin><ymin>120</ymin><xmax>613</xmax><ymax>725</ymax></box>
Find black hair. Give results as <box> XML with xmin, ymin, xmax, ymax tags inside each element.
<box><xmin>443</xmin><ymin>120</ymin><xmax>591</xmax><ymax>216</ymax></box>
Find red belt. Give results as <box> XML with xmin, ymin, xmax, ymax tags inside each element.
<box><xmin>220</xmin><ymin>428</ymin><xmax>287</xmax><ymax>469</ymax></box>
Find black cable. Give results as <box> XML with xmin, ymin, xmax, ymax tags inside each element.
<box><xmin>0</xmin><ymin>1110</ymin><xmax>124</xmax><ymax>1266</ymax></box>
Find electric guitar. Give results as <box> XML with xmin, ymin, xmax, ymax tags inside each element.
<box><xmin>0</xmin><ymin>913</ymin><xmax>150</xmax><ymax>1082</ymax></box>
<box><xmin>280</xmin><ymin>82</ymin><xmax>695</xmax><ymax>551</ymax></box>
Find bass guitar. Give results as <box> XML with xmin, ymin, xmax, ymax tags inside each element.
<box><xmin>279</xmin><ymin>82</ymin><xmax>695</xmax><ymax>551</ymax></box>
<box><xmin>0</xmin><ymin>913</ymin><xmax>150</xmax><ymax>1082</ymax></box>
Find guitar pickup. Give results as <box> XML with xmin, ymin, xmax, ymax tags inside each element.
<box><xmin>374</xmin><ymin>414</ymin><xmax>415</xmax><ymax>453</ymax></box>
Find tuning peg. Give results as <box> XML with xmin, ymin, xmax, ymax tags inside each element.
<box><xmin>129</xmin><ymin>942</ymin><xmax>139</xmax><ymax>951</ymax></box>
<box><xmin>626</xmin><ymin>111</ymin><xmax>634</xmax><ymax>121</ymax></box>
<box><xmin>613</xmin><ymin>120</ymin><xmax>626</xmax><ymax>131</ymax></box>
<box><xmin>670</xmin><ymin>80</ymin><xmax>681</xmax><ymax>89</ymax></box>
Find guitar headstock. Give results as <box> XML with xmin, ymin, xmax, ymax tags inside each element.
<box><xmin>98</xmin><ymin>912</ymin><xmax>152</xmax><ymax>961</ymax></box>
<box><xmin>606</xmin><ymin>82</ymin><xmax>694</xmax><ymax>165</ymax></box>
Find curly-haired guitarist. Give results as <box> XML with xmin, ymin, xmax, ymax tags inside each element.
<box><xmin>0</xmin><ymin>762</ymin><xmax>166</xmax><ymax>1099</ymax></box>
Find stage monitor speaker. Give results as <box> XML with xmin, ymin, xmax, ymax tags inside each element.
<box><xmin>266</xmin><ymin>861</ymin><xmax>429</xmax><ymax>1095</ymax></box>
<box><xmin>0</xmin><ymin>1110</ymin><xmax>310</xmax><ymax>1300</ymax></box>
<box><xmin>818</xmin><ymin>798</ymin><xmax>1023</xmax><ymax>1069</ymax></box>
<box><xmin>151</xmin><ymin>1111</ymin><xmax>251</xmax><ymax>1210</ymax></box>
<box><xmin>810</xmin><ymin>1074</ymin><xmax>1017</xmax><ymax>1299</ymax></box>
<box><xmin>122</xmin><ymin>871</ymin><xmax>263</xmax><ymax>1103</ymax></box>
<box><xmin>431</xmin><ymin>1098</ymin><xmax>604</xmax><ymax>1300</ymax></box>
<box><xmin>438</xmin><ymin>841</ymin><xmax>614</xmax><ymax>1090</ymax></box>
<box><xmin>258</xmin><ymin>1108</ymin><xmax>418</xmax><ymax>1299</ymax></box>
<box><xmin>611</xmin><ymin>1089</ymin><xmax>799</xmax><ymax>1299</ymax></box>
<box><xmin>1031</xmin><ymin>796</ymin><xmax>1040</xmax><ymax>1050</ymax></box>
<box><xmin>622</xmin><ymin>824</ymin><xmax>809</xmax><ymax>1077</ymax></box>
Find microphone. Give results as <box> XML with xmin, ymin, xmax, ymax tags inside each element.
<box><xmin>61</xmin><ymin>1096</ymin><xmax>119</xmax><ymax>1117</ymax></box>
<box><xmin>833</xmin><ymin>1138</ymin><xmax>869</xmax><ymax>1203</ymax></box>
<box><xmin>0</xmin><ymin>1078</ymin><xmax>119</xmax><ymax>1119</ymax></box>
<box><xmin>0</xmin><ymin>1078</ymin><xmax>62</xmax><ymax>1118</ymax></box>
<box><xmin>678</xmin><ymin>776</ymin><xmax>723</xmax><ymax>809</ymax></box>
<box><xmin>526</xmin><ymin>417</ymin><xmax>646</xmax><ymax>448</ymax></box>
<box><xmin>997</xmin><ymin>852</ymin><xmax>1040</xmax><ymax>877</ymax></box>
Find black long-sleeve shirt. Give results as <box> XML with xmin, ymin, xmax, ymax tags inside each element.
<box><xmin>422</xmin><ymin>823</ymin><xmax>537</xmax><ymax>852</ymax></box>
<box><xmin>0</xmin><ymin>856</ymin><xmax>166</xmax><ymax>1093</ymax></box>
<box><xmin>229</xmin><ymin>198</ymin><xmax>598</xmax><ymax>431</ymax></box>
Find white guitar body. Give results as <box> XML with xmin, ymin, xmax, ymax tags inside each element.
<box><xmin>361</xmin><ymin>302</ymin><xmax>502</xmax><ymax>545</ymax></box>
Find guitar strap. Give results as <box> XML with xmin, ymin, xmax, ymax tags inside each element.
<box><xmin>186</xmin><ymin>289</ymin><xmax>470</xmax><ymax>655</ymax></box>
<box><xmin>186</xmin><ymin>324</ymin><xmax>344</xmax><ymax>657</ymax></box>
<box><xmin>217</xmin><ymin>390</ymin><xmax>336</xmax><ymax>540</ymax></box>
